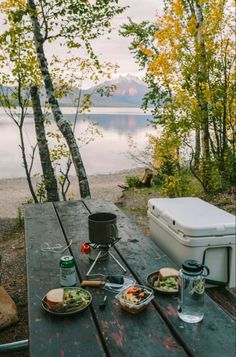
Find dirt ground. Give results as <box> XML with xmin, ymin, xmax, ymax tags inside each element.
<box><xmin>0</xmin><ymin>227</ymin><xmax>28</xmax><ymax>357</ymax></box>
<box><xmin>0</xmin><ymin>177</ymin><xmax>235</xmax><ymax>356</ymax></box>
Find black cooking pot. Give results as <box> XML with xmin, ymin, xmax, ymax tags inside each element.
<box><xmin>88</xmin><ymin>212</ymin><xmax>118</xmax><ymax>245</ymax></box>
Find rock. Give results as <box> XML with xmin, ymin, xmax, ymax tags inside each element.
<box><xmin>0</xmin><ymin>286</ymin><xmax>18</xmax><ymax>330</ymax></box>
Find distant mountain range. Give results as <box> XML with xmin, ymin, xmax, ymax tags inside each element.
<box><xmin>0</xmin><ymin>75</ymin><xmax>148</xmax><ymax>108</ymax></box>
<box><xmin>59</xmin><ymin>75</ymin><xmax>148</xmax><ymax>107</ymax></box>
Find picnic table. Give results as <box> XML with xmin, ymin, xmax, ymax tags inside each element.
<box><xmin>24</xmin><ymin>199</ymin><xmax>235</xmax><ymax>357</ymax></box>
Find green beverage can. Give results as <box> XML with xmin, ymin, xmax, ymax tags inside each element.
<box><xmin>60</xmin><ymin>255</ymin><xmax>76</xmax><ymax>287</ymax></box>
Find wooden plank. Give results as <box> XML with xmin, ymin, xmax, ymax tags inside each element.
<box><xmin>24</xmin><ymin>203</ymin><xmax>106</xmax><ymax>357</ymax></box>
<box><xmin>54</xmin><ymin>200</ymin><xmax>187</xmax><ymax>357</ymax></box>
<box><xmin>206</xmin><ymin>287</ymin><xmax>236</xmax><ymax>321</ymax></box>
<box><xmin>83</xmin><ymin>199</ymin><xmax>236</xmax><ymax>357</ymax></box>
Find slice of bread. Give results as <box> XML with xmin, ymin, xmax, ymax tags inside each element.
<box><xmin>159</xmin><ymin>267</ymin><xmax>179</xmax><ymax>281</ymax></box>
<box><xmin>45</xmin><ymin>288</ymin><xmax>64</xmax><ymax>310</ymax></box>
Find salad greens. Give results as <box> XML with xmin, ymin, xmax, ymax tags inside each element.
<box><xmin>154</xmin><ymin>277</ymin><xmax>178</xmax><ymax>291</ymax></box>
<box><xmin>62</xmin><ymin>288</ymin><xmax>91</xmax><ymax>312</ymax></box>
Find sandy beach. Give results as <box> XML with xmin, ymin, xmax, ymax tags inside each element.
<box><xmin>0</xmin><ymin>168</ymin><xmax>143</xmax><ymax>219</ymax></box>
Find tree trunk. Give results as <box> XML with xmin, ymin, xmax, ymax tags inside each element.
<box><xmin>194</xmin><ymin>128</ymin><xmax>200</xmax><ymax>171</ymax></box>
<box><xmin>30</xmin><ymin>85</ymin><xmax>60</xmax><ymax>202</ymax></box>
<box><xmin>194</xmin><ymin>0</ymin><xmax>211</xmax><ymax>191</ymax></box>
<box><xmin>16</xmin><ymin>80</ymin><xmax>39</xmax><ymax>203</ymax></box>
<box><xmin>219</xmin><ymin>58</ymin><xmax>229</xmax><ymax>186</ymax></box>
<box><xmin>27</xmin><ymin>0</ymin><xmax>91</xmax><ymax>199</ymax></box>
<box><xmin>19</xmin><ymin>125</ymin><xmax>38</xmax><ymax>203</ymax></box>
<box><xmin>139</xmin><ymin>168</ymin><xmax>153</xmax><ymax>187</ymax></box>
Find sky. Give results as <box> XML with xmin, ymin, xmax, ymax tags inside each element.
<box><xmin>44</xmin><ymin>0</ymin><xmax>164</xmax><ymax>86</ymax></box>
<box><xmin>0</xmin><ymin>0</ymin><xmax>164</xmax><ymax>87</ymax></box>
<box><xmin>92</xmin><ymin>0</ymin><xmax>164</xmax><ymax>77</ymax></box>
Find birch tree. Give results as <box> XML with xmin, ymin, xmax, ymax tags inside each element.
<box><xmin>30</xmin><ymin>85</ymin><xmax>59</xmax><ymax>201</ymax></box>
<box><xmin>48</xmin><ymin>56</ymin><xmax>118</xmax><ymax>200</ymax></box>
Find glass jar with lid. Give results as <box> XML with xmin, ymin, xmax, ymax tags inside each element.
<box><xmin>178</xmin><ymin>259</ymin><xmax>209</xmax><ymax>323</ymax></box>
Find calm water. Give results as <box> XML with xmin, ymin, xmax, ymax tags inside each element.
<box><xmin>0</xmin><ymin>107</ymin><xmax>154</xmax><ymax>179</ymax></box>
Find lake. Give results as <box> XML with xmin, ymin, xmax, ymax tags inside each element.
<box><xmin>0</xmin><ymin>107</ymin><xmax>155</xmax><ymax>179</ymax></box>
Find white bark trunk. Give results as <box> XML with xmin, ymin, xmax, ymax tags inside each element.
<box><xmin>27</xmin><ymin>0</ymin><xmax>91</xmax><ymax>199</ymax></box>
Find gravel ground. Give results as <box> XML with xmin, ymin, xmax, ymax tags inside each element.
<box><xmin>0</xmin><ymin>169</ymin><xmax>143</xmax><ymax>219</ymax></box>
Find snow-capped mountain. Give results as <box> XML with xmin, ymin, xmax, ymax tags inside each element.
<box><xmin>90</xmin><ymin>75</ymin><xmax>148</xmax><ymax>107</ymax></box>
<box><xmin>59</xmin><ymin>74</ymin><xmax>148</xmax><ymax>107</ymax></box>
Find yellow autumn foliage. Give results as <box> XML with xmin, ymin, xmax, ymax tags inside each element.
<box><xmin>137</xmin><ymin>44</ymin><xmax>154</xmax><ymax>57</ymax></box>
<box><xmin>156</xmin><ymin>14</ymin><xmax>183</xmax><ymax>45</ymax></box>
<box><xmin>175</xmin><ymin>89</ymin><xmax>189</xmax><ymax>104</ymax></box>
<box><xmin>149</xmin><ymin>52</ymin><xmax>175</xmax><ymax>79</ymax></box>
<box><xmin>172</xmin><ymin>0</ymin><xmax>184</xmax><ymax>17</ymax></box>
<box><xmin>1</xmin><ymin>0</ymin><xmax>26</xmax><ymax>10</ymax></box>
<box><xmin>186</xmin><ymin>17</ymin><xmax>198</xmax><ymax>35</ymax></box>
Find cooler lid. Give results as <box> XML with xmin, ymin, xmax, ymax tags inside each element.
<box><xmin>148</xmin><ymin>197</ymin><xmax>236</xmax><ymax>237</ymax></box>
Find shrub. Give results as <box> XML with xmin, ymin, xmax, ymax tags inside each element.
<box><xmin>125</xmin><ymin>175</ymin><xmax>140</xmax><ymax>188</ymax></box>
<box><xmin>161</xmin><ymin>169</ymin><xmax>191</xmax><ymax>198</ymax></box>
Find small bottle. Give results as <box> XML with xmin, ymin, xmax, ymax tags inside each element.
<box><xmin>60</xmin><ymin>255</ymin><xmax>76</xmax><ymax>287</ymax></box>
<box><xmin>178</xmin><ymin>260</ymin><xmax>209</xmax><ymax>323</ymax></box>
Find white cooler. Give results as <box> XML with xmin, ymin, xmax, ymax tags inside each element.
<box><xmin>148</xmin><ymin>197</ymin><xmax>236</xmax><ymax>287</ymax></box>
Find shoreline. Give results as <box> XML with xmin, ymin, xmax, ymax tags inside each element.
<box><xmin>0</xmin><ymin>168</ymin><xmax>143</xmax><ymax>219</ymax></box>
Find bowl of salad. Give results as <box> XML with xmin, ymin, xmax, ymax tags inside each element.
<box><xmin>147</xmin><ymin>269</ymin><xmax>179</xmax><ymax>294</ymax></box>
<box><xmin>115</xmin><ymin>284</ymin><xmax>154</xmax><ymax>314</ymax></box>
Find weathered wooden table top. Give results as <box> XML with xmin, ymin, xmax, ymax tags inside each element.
<box><xmin>24</xmin><ymin>199</ymin><xmax>235</xmax><ymax>357</ymax></box>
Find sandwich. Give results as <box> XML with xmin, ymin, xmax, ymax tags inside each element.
<box><xmin>153</xmin><ymin>267</ymin><xmax>179</xmax><ymax>291</ymax></box>
<box><xmin>159</xmin><ymin>267</ymin><xmax>179</xmax><ymax>281</ymax></box>
<box><xmin>45</xmin><ymin>288</ymin><xmax>64</xmax><ymax>311</ymax></box>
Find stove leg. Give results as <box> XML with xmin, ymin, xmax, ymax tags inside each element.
<box><xmin>86</xmin><ymin>250</ymin><xmax>103</xmax><ymax>276</ymax></box>
<box><xmin>108</xmin><ymin>251</ymin><xmax>127</xmax><ymax>273</ymax></box>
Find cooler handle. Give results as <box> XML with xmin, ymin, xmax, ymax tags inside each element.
<box><xmin>202</xmin><ymin>246</ymin><xmax>230</xmax><ymax>286</ymax></box>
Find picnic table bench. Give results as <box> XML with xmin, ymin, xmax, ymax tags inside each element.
<box><xmin>24</xmin><ymin>199</ymin><xmax>235</xmax><ymax>357</ymax></box>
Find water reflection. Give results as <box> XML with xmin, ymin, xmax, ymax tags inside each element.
<box><xmin>0</xmin><ymin>109</ymin><xmax>154</xmax><ymax>178</ymax></box>
<box><xmin>64</xmin><ymin>113</ymin><xmax>151</xmax><ymax>134</ymax></box>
